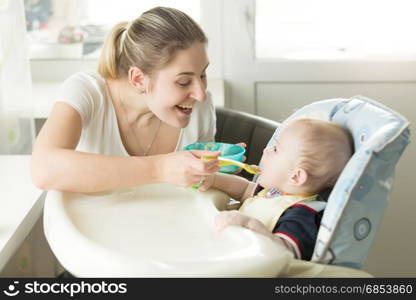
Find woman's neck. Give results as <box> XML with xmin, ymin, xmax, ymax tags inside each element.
<box><xmin>106</xmin><ymin>77</ymin><xmax>155</xmax><ymax>126</ymax></box>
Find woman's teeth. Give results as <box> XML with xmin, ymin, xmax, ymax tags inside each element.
<box><xmin>177</xmin><ymin>104</ymin><xmax>193</xmax><ymax>109</ymax></box>
<box><xmin>176</xmin><ymin>104</ymin><xmax>193</xmax><ymax>113</ymax></box>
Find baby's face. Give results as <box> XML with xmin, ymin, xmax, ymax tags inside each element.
<box><xmin>257</xmin><ymin>125</ymin><xmax>301</xmax><ymax>190</ymax></box>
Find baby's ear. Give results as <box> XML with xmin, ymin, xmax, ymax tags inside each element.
<box><xmin>290</xmin><ymin>168</ymin><xmax>308</xmax><ymax>186</ymax></box>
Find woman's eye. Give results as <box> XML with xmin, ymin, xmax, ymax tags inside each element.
<box><xmin>178</xmin><ymin>81</ymin><xmax>191</xmax><ymax>87</ymax></box>
<box><xmin>201</xmin><ymin>73</ymin><xmax>207</xmax><ymax>80</ymax></box>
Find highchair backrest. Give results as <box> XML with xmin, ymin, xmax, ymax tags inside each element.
<box><xmin>263</xmin><ymin>96</ymin><xmax>410</xmax><ymax>269</ymax></box>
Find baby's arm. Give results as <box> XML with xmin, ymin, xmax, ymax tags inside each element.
<box><xmin>272</xmin><ymin>206</ymin><xmax>323</xmax><ymax>260</ymax></box>
<box><xmin>212</xmin><ymin>173</ymin><xmax>257</xmax><ymax>201</ymax></box>
<box><xmin>215</xmin><ymin>211</ymin><xmax>296</xmax><ymax>255</ymax></box>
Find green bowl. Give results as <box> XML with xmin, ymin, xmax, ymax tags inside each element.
<box><xmin>184</xmin><ymin>142</ymin><xmax>245</xmax><ymax>173</ymax></box>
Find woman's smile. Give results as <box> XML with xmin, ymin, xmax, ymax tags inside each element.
<box><xmin>175</xmin><ymin>103</ymin><xmax>193</xmax><ymax>115</ymax></box>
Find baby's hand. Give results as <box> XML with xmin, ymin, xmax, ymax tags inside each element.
<box><xmin>214</xmin><ymin>210</ymin><xmax>252</xmax><ymax>232</ymax></box>
<box><xmin>215</xmin><ymin>211</ymin><xmax>274</xmax><ymax>239</ymax></box>
<box><xmin>215</xmin><ymin>211</ymin><xmax>293</xmax><ymax>255</ymax></box>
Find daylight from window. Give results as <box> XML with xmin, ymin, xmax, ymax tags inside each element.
<box><xmin>256</xmin><ymin>0</ymin><xmax>416</xmax><ymax>60</ymax></box>
<box><xmin>24</xmin><ymin>0</ymin><xmax>200</xmax><ymax>59</ymax></box>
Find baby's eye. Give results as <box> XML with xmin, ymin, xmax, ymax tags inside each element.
<box><xmin>273</xmin><ymin>145</ymin><xmax>278</xmax><ymax>152</ymax></box>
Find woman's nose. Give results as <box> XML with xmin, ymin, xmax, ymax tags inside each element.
<box><xmin>191</xmin><ymin>80</ymin><xmax>207</xmax><ymax>102</ymax></box>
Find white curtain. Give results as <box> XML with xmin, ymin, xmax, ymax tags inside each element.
<box><xmin>0</xmin><ymin>0</ymin><xmax>35</xmax><ymax>154</ymax></box>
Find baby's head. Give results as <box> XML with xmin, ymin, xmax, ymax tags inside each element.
<box><xmin>258</xmin><ymin>118</ymin><xmax>354</xmax><ymax>195</ymax></box>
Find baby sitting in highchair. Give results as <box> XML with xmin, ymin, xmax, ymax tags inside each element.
<box><xmin>208</xmin><ymin>118</ymin><xmax>353</xmax><ymax>260</ymax></box>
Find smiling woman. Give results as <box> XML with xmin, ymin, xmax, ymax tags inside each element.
<box><xmin>31</xmin><ymin>7</ymin><xmax>222</xmax><ymax>194</ymax></box>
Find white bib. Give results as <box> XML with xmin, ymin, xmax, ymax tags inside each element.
<box><xmin>239</xmin><ymin>190</ymin><xmax>317</xmax><ymax>231</ymax></box>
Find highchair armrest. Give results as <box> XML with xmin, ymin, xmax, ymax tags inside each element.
<box><xmin>282</xmin><ymin>259</ymin><xmax>373</xmax><ymax>278</ymax></box>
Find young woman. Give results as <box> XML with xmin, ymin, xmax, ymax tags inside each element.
<box><xmin>31</xmin><ymin>7</ymin><xmax>222</xmax><ymax>193</ymax></box>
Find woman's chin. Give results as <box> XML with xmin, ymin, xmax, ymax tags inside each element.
<box><xmin>167</xmin><ymin>117</ymin><xmax>190</xmax><ymax>129</ymax></box>
<box><xmin>165</xmin><ymin>107</ymin><xmax>191</xmax><ymax>128</ymax></box>
<box><xmin>175</xmin><ymin>114</ymin><xmax>191</xmax><ymax>128</ymax></box>
<box><xmin>159</xmin><ymin>111</ymin><xmax>190</xmax><ymax>128</ymax></box>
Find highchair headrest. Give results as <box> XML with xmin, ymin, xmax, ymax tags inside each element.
<box><xmin>264</xmin><ymin>95</ymin><xmax>410</xmax><ymax>269</ymax></box>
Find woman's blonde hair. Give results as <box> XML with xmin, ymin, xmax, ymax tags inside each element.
<box><xmin>98</xmin><ymin>7</ymin><xmax>207</xmax><ymax>79</ymax></box>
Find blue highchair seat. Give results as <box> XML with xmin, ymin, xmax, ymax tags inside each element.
<box><xmin>263</xmin><ymin>96</ymin><xmax>410</xmax><ymax>269</ymax></box>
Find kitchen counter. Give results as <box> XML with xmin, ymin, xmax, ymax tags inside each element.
<box><xmin>0</xmin><ymin>155</ymin><xmax>45</xmax><ymax>272</ymax></box>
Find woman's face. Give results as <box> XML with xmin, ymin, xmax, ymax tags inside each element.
<box><xmin>145</xmin><ymin>42</ymin><xmax>209</xmax><ymax>128</ymax></box>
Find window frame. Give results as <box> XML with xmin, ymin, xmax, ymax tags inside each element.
<box><xmin>29</xmin><ymin>0</ymin><xmax>215</xmax><ymax>82</ymax></box>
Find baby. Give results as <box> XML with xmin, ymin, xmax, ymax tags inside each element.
<box><xmin>209</xmin><ymin>118</ymin><xmax>354</xmax><ymax>260</ymax></box>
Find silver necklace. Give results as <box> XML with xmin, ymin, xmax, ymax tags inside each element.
<box><xmin>107</xmin><ymin>82</ymin><xmax>161</xmax><ymax>156</ymax></box>
<box><xmin>119</xmin><ymin>100</ymin><xmax>161</xmax><ymax>156</ymax></box>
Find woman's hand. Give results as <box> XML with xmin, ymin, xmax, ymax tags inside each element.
<box><xmin>160</xmin><ymin>150</ymin><xmax>220</xmax><ymax>188</ymax></box>
<box><xmin>196</xmin><ymin>172</ymin><xmax>216</xmax><ymax>192</ymax></box>
<box><xmin>196</xmin><ymin>141</ymin><xmax>245</xmax><ymax>191</ymax></box>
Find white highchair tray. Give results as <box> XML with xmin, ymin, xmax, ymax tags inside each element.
<box><xmin>44</xmin><ymin>184</ymin><xmax>293</xmax><ymax>277</ymax></box>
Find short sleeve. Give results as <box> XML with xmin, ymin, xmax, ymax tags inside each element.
<box><xmin>197</xmin><ymin>92</ymin><xmax>217</xmax><ymax>142</ymax></box>
<box><xmin>54</xmin><ymin>72</ymin><xmax>102</xmax><ymax>126</ymax></box>
<box><xmin>273</xmin><ymin>206</ymin><xmax>324</xmax><ymax>260</ymax></box>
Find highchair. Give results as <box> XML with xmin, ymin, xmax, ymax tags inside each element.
<box><xmin>43</xmin><ymin>96</ymin><xmax>410</xmax><ymax>277</ymax></box>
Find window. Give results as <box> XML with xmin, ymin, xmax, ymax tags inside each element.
<box><xmin>25</xmin><ymin>0</ymin><xmax>200</xmax><ymax>59</ymax></box>
<box><xmin>255</xmin><ymin>0</ymin><xmax>416</xmax><ymax>60</ymax></box>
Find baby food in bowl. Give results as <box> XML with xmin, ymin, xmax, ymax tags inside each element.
<box><xmin>184</xmin><ymin>142</ymin><xmax>245</xmax><ymax>173</ymax></box>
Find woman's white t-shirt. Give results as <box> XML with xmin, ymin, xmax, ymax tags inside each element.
<box><xmin>54</xmin><ymin>72</ymin><xmax>216</xmax><ymax>156</ymax></box>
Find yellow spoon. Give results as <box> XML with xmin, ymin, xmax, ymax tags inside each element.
<box><xmin>202</xmin><ymin>156</ymin><xmax>261</xmax><ymax>175</ymax></box>
<box><xmin>191</xmin><ymin>156</ymin><xmax>262</xmax><ymax>190</ymax></box>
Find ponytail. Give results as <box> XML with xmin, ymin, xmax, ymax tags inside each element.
<box><xmin>97</xmin><ymin>7</ymin><xmax>207</xmax><ymax>79</ymax></box>
<box><xmin>97</xmin><ymin>21</ymin><xmax>128</xmax><ymax>79</ymax></box>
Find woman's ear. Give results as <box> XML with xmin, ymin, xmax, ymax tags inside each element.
<box><xmin>128</xmin><ymin>66</ymin><xmax>148</xmax><ymax>93</ymax></box>
<box><xmin>290</xmin><ymin>168</ymin><xmax>308</xmax><ymax>186</ymax></box>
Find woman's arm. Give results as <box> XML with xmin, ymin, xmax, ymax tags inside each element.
<box><xmin>31</xmin><ymin>103</ymin><xmax>159</xmax><ymax>192</ymax></box>
<box><xmin>31</xmin><ymin>103</ymin><xmax>219</xmax><ymax>193</ymax></box>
